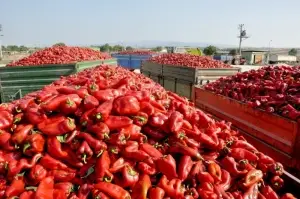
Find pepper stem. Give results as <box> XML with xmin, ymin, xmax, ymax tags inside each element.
<box><xmin>23</xmin><ymin>143</ymin><xmax>31</xmax><ymax>153</ymax></box>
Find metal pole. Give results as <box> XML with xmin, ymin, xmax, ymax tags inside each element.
<box><xmin>268</xmin><ymin>40</ymin><xmax>272</xmax><ymax>64</ymax></box>
<box><xmin>238</xmin><ymin>24</ymin><xmax>244</xmax><ymax>56</ymax></box>
<box><xmin>0</xmin><ymin>40</ymin><xmax>2</xmax><ymax>60</ymax></box>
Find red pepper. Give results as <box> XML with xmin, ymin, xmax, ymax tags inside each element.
<box><xmin>270</xmin><ymin>175</ymin><xmax>284</xmax><ymax>190</ymax></box>
<box><xmin>87</xmin><ymin>122</ymin><xmax>110</xmax><ymax>140</ymax></box>
<box><xmin>38</xmin><ymin>117</ymin><xmax>76</xmax><ymax>136</ymax></box>
<box><xmin>7</xmin><ymin>153</ymin><xmax>42</xmax><ymax>179</ymax></box>
<box><xmin>77</xmin><ymin>141</ymin><xmax>93</xmax><ymax>164</ymax></box>
<box><xmin>261</xmin><ymin>186</ymin><xmax>279</xmax><ymax>199</ymax></box>
<box><xmin>122</xmin><ymin>141</ymin><xmax>149</xmax><ymax>161</ymax></box>
<box><xmin>131</xmin><ymin>174</ymin><xmax>152</xmax><ymax>199</ymax></box>
<box><xmin>0</xmin><ymin>111</ymin><xmax>13</xmax><ymax>130</ymax></box>
<box><xmin>120</xmin><ymin>124</ymin><xmax>146</xmax><ymax>142</ymax></box>
<box><xmin>92</xmin><ymin>190</ymin><xmax>110</xmax><ymax>199</ymax></box>
<box><xmin>92</xmin><ymin>89</ymin><xmax>119</xmax><ymax>102</ymax></box>
<box><xmin>80</xmin><ymin>108</ymin><xmax>95</xmax><ymax>126</ymax></box>
<box><xmin>281</xmin><ymin>193</ymin><xmax>297</xmax><ymax>199</ymax></box>
<box><xmin>94</xmin><ymin>182</ymin><xmax>131</xmax><ymax>199</ymax></box>
<box><xmin>137</xmin><ymin>162</ymin><xmax>156</xmax><ymax>175</ymax></box>
<box><xmin>28</xmin><ymin>164</ymin><xmax>47</xmax><ymax>185</ymax></box>
<box><xmin>168</xmin><ymin>111</ymin><xmax>184</xmax><ymax>133</ymax></box>
<box><xmin>5</xmin><ymin>175</ymin><xmax>25</xmax><ymax>197</ymax></box>
<box><xmin>11</xmin><ymin>124</ymin><xmax>34</xmax><ymax>145</ymax></box>
<box><xmin>242</xmin><ymin>183</ymin><xmax>259</xmax><ymax>199</ymax></box>
<box><xmin>53</xmin><ymin>189</ymin><xmax>68</xmax><ymax>199</ymax></box>
<box><xmin>22</xmin><ymin>133</ymin><xmax>45</xmax><ymax>156</ymax></box>
<box><xmin>77</xmin><ymin>132</ymin><xmax>107</xmax><ymax>155</ymax></box>
<box><xmin>140</xmin><ymin>143</ymin><xmax>163</xmax><ymax>159</ymax></box>
<box><xmin>48</xmin><ymin>170</ymin><xmax>76</xmax><ymax>182</ymax></box>
<box><xmin>109</xmin><ymin>157</ymin><xmax>128</xmax><ymax>173</ymax></box>
<box><xmin>269</xmin><ymin>162</ymin><xmax>284</xmax><ymax>176</ymax></box>
<box><xmin>95</xmin><ymin>150</ymin><xmax>113</xmax><ymax>182</ymax></box>
<box><xmin>61</xmin><ymin>145</ymin><xmax>84</xmax><ymax>168</ymax></box>
<box><xmin>257</xmin><ymin>152</ymin><xmax>275</xmax><ymax>165</ymax></box>
<box><xmin>35</xmin><ymin>176</ymin><xmax>54</xmax><ymax>199</ymax></box>
<box><xmin>13</xmin><ymin>113</ymin><xmax>24</xmax><ymax>124</ymax></box>
<box><xmin>0</xmin><ymin>130</ymin><xmax>15</xmax><ymax>151</ymax></box>
<box><xmin>231</xmin><ymin>140</ymin><xmax>257</xmax><ymax>152</ymax></box>
<box><xmin>113</xmin><ymin>96</ymin><xmax>140</xmax><ymax>115</ymax></box>
<box><xmin>46</xmin><ymin>136</ymin><xmax>67</xmax><ymax>159</ymax></box>
<box><xmin>149</xmin><ymin>100</ymin><xmax>167</xmax><ymax>112</ymax></box>
<box><xmin>143</xmin><ymin>126</ymin><xmax>165</xmax><ymax>140</ymax></box>
<box><xmin>107</xmin><ymin>132</ymin><xmax>127</xmax><ymax>146</ymax></box>
<box><xmin>178</xmin><ymin>155</ymin><xmax>193</xmax><ymax>181</ymax></box>
<box><xmin>114</xmin><ymin>165</ymin><xmax>139</xmax><ymax>188</ymax></box>
<box><xmin>149</xmin><ymin>112</ymin><xmax>168</xmax><ymax>128</ymax></box>
<box><xmin>83</xmin><ymin>95</ymin><xmax>99</xmax><ymax>110</ymax></box>
<box><xmin>42</xmin><ymin>94</ymin><xmax>70</xmax><ymax>112</ymax></box>
<box><xmin>132</xmin><ymin>112</ymin><xmax>148</xmax><ymax>127</ymax></box>
<box><xmin>39</xmin><ymin>154</ymin><xmax>71</xmax><ymax>171</ymax></box>
<box><xmin>19</xmin><ymin>191</ymin><xmax>35</xmax><ymax>199</ymax></box>
<box><xmin>242</xmin><ymin>169</ymin><xmax>263</xmax><ymax>189</ymax></box>
<box><xmin>24</xmin><ymin>106</ymin><xmax>47</xmax><ymax>125</ymax></box>
<box><xmin>207</xmin><ymin>161</ymin><xmax>222</xmax><ymax>182</ymax></box>
<box><xmin>221</xmin><ymin>157</ymin><xmax>247</xmax><ymax>176</ymax></box>
<box><xmin>158</xmin><ymin>175</ymin><xmax>185</xmax><ymax>198</ymax></box>
<box><xmin>168</xmin><ymin>142</ymin><xmax>203</xmax><ymax>160</ymax></box>
<box><xmin>198</xmin><ymin>182</ymin><xmax>214</xmax><ymax>192</ymax></box>
<box><xmin>197</xmin><ymin>172</ymin><xmax>215</xmax><ymax>184</ymax></box>
<box><xmin>156</xmin><ymin>154</ymin><xmax>178</xmax><ymax>179</ymax></box>
<box><xmin>94</xmin><ymin>99</ymin><xmax>113</xmax><ymax>121</ymax></box>
<box><xmin>188</xmin><ymin>161</ymin><xmax>205</xmax><ymax>183</ymax></box>
<box><xmin>140</xmin><ymin>101</ymin><xmax>155</xmax><ymax>116</ymax></box>
<box><xmin>219</xmin><ymin>169</ymin><xmax>231</xmax><ymax>191</ymax></box>
<box><xmin>60</xmin><ymin>97</ymin><xmax>78</xmax><ymax>115</ymax></box>
<box><xmin>149</xmin><ymin>187</ymin><xmax>165</xmax><ymax>199</ymax></box>
<box><xmin>105</xmin><ymin>116</ymin><xmax>133</xmax><ymax>130</ymax></box>
<box><xmin>229</xmin><ymin>148</ymin><xmax>259</xmax><ymax>162</ymax></box>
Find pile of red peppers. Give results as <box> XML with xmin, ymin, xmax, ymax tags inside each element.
<box><xmin>7</xmin><ymin>46</ymin><xmax>111</xmax><ymax>67</ymax></box>
<box><xmin>205</xmin><ymin>65</ymin><xmax>300</xmax><ymax>120</ymax></box>
<box><xmin>148</xmin><ymin>53</ymin><xmax>232</xmax><ymax>68</ymax></box>
<box><xmin>117</xmin><ymin>50</ymin><xmax>157</xmax><ymax>55</ymax></box>
<box><xmin>0</xmin><ymin>65</ymin><xmax>296</xmax><ymax>198</ymax></box>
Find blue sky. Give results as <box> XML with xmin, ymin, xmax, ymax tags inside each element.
<box><xmin>0</xmin><ymin>0</ymin><xmax>299</xmax><ymax>47</ymax></box>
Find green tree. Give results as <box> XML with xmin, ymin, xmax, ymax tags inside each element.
<box><xmin>100</xmin><ymin>43</ymin><xmax>111</xmax><ymax>52</ymax></box>
<box><xmin>203</xmin><ymin>45</ymin><xmax>217</xmax><ymax>56</ymax></box>
<box><xmin>125</xmin><ymin>46</ymin><xmax>133</xmax><ymax>51</ymax></box>
<box><xmin>152</xmin><ymin>46</ymin><xmax>163</xmax><ymax>52</ymax></box>
<box><xmin>19</xmin><ymin>45</ymin><xmax>29</xmax><ymax>52</ymax></box>
<box><xmin>229</xmin><ymin>49</ymin><xmax>237</xmax><ymax>56</ymax></box>
<box><xmin>112</xmin><ymin>45</ymin><xmax>123</xmax><ymax>52</ymax></box>
<box><xmin>289</xmin><ymin>48</ymin><xmax>297</xmax><ymax>56</ymax></box>
<box><xmin>53</xmin><ymin>42</ymin><xmax>66</xmax><ymax>46</ymax></box>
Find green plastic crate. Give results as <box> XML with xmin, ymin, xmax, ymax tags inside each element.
<box><xmin>0</xmin><ymin>59</ymin><xmax>117</xmax><ymax>103</ymax></box>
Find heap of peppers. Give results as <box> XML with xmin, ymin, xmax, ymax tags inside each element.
<box><xmin>0</xmin><ymin>65</ymin><xmax>296</xmax><ymax>198</ymax></box>
<box><xmin>7</xmin><ymin>46</ymin><xmax>111</xmax><ymax>67</ymax></box>
<box><xmin>205</xmin><ymin>65</ymin><xmax>300</xmax><ymax>120</ymax></box>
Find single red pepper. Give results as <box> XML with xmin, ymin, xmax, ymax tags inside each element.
<box><xmin>24</xmin><ymin>106</ymin><xmax>47</xmax><ymax>125</ymax></box>
<box><xmin>94</xmin><ymin>99</ymin><xmax>113</xmax><ymax>121</ymax></box>
<box><xmin>38</xmin><ymin>117</ymin><xmax>76</xmax><ymax>136</ymax></box>
<box><xmin>94</xmin><ymin>182</ymin><xmax>131</xmax><ymax>199</ymax></box>
<box><xmin>122</xmin><ymin>141</ymin><xmax>150</xmax><ymax>161</ymax></box>
<box><xmin>143</xmin><ymin>126</ymin><xmax>165</xmax><ymax>140</ymax></box>
<box><xmin>257</xmin><ymin>152</ymin><xmax>275</xmax><ymax>165</ymax></box>
<box><xmin>11</xmin><ymin>124</ymin><xmax>34</xmax><ymax>145</ymax></box>
<box><xmin>35</xmin><ymin>176</ymin><xmax>54</xmax><ymax>199</ymax></box>
<box><xmin>229</xmin><ymin>148</ymin><xmax>259</xmax><ymax>162</ymax></box>
<box><xmin>77</xmin><ymin>132</ymin><xmax>107</xmax><ymax>155</ymax></box>
<box><xmin>231</xmin><ymin>140</ymin><xmax>257</xmax><ymax>152</ymax></box>
<box><xmin>28</xmin><ymin>164</ymin><xmax>47</xmax><ymax>185</ymax></box>
<box><xmin>87</xmin><ymin>122</ymin><xmax>110</xmax><ymax>140</ymax></box>
<box><xmin>168</xmin><ymin>142</ymin><xmax>203</xmax><ymax>160</ymax></box>
<box><xmin>53</xmin><ymin>189</ymin><xmax>68</xmax><ymax>199</ymax></box>
<box><xmin>92</xmin><ymin>190</ymin><xmax>110</xmax><ymax>199</ymax></box>
<box><xmin>140</xmin><ymin>101</ymin><xmax>155</xmax><ymax>116</ymax></box>
<box><xmin>95</xmin><ymin>150</ymin><xmax>113</xmax><ymax>182</ymax></box>
<box><xmin>149</xmin><ymin>100</ymin><xmax>167</xmax><ymax>112</ymax></box>
<box><xmin>39</xmin><ymin>154</ymin><xmax>71</xmax><ymax>171</ymax></box>
<box><xmin>149</xmin><ymin>187</ymin><xmax>165</xmax><ymax>199</ymax></box>
<box><xmin>137</xmin><ymin>162</ymin><xmax>156</xmax><ymax>175</ymax></box>
<box><xmin>113</xmin><ymin>96</ymin><xmax>140</xmax><ymax>115</ymax></box>
<box><xmin>42</xmin><ymin>94</ymin><xmax>70</xmax><ymax>112</ymax></box>
<box><xmin>270</xmin><ymin>175</ymin><xmax>284</xmax><ymax>190</ymax></box>
<box><xmin>13</xmin><ymin>113</ymin><xmax>24</xmax><ymax>124</ymax></box>
<box><xmin>132</xmin><ymin>112</ymin><xmax>148</xmax><ymax>126</ymax></box>
<box><xmin>148</xmin><ymin>112</ymin><xmax>168</xmax><ymax>128</ymax></box>
<box><xmin>0</xmin><ymin>111</ymin><xmax>13</xmax><ymax>130</ymax></box>
<box><xmin>114</xmin><ymin>165</ymin><xmax>139</xmax><ymax>188</ymax></box>
<box><xmin>88</xmin><ymin>82</ymin><xmax>99</xmax><ymax>94</ymax></box>
<box><xmin>105</xmin><ymin>116</ymin><xmax>133</xmax><ymax>130</ymax></box>
<box><xmin>22</xmin><ymin>133</ymin><xmax>45</xmax><ymax>156</ymax></box>
<box><xmin>221</xmin><ymin>157</ymin><xmax>247</xmax><ymax>176</ymax></box>
<box><xmin>61</xmin><ymin>145</ymin><xmax>84</xmax><ymax>168</ymax></box>
<box><xmin>197</xmin><ymin>171</ymin><xmax>215</xmax><ymax>184</ymax></box>
<box><xmin>109</xmin><ymin>157</ymin><xmax>128</xmax><ymax>173</ymax></box>
<box><xmin>60</xmin><ymin>97</ymin><xmax>78</xmax><ymax>115</ymax></box>
<box><xmin>120</xmin><ymin>124</ymin><xmax>146</xmax><ymax>142</ymax></box>
<box><xmin>198</xmin><ymin>182</ymin><xmax>214</xmax><ymax>192</ymax></box>
<box><xmin>92</xmin><ymin>89</ymin><xmax>119</xmax><ymax>102</ymax></box>
<box><xmin>178</xmin><ymin>155</ymin><xmax>193</xmax><ymax>181</ymax></box>
<box><xmin>281</xmin><ymin>193</ymin><xmax>297</xmax><ymax>199</ymax></box>
<box><xmin>47</xmin><ymin>170</ymin><xmax>76</xmax><ymax>182</ymax></box>
<box><xmin>83</xmin><ymin>95</ymin><xmax>99</xmax><ymax>110</ymax></box>
<box><xmin>46</xmin><ymin>136</ymin><xmax>67</xmax><ymax>159</ymax></box>
<box><xmin>5</xmin><ymin>175</ymin><xmax>25</xmax><ymax>198</ymax></box>
<box><xmin>77</xmin><ymin>141</ymin><xmax>93</xmax><ymax>164</ymax></box>
<box><xmin>158</xmin><ymin>175</ymin><xmax>185</xmax><ymax>198</ymax></box>
<box><xmin>107</xmin><ymin>132</ymin><xmax>127</xmax><ymax>146</ymax></box>
<box><xmin>19</xmin><ymin>191</ymin><xmax>35</xmax><ymax>199</ymax></box>
<box><xmin>156</xmin><ymin>154</ymin><xmax>178</xmax><ymax>179</ymax></box>
<box><xmin>261</xmin><ymin>186</ymin><xmax>279</xmax><ymax>199</ymax></box>
<box><xmin>131</xmin><ymin>174</ymin><xmax>152</xmax><ymax>199</ymax></box>
<box><xmin>269</xmin><ymin>162</ymin><xmax>284</xmax><ymax>176</ymax></box>
<box><xmin>140</xmin><ymin>143</ymin><xmax>163</xmax><ymax>159</ymax></box>
<box><xmin>242</xmin><ymin>169</ymin><xmax>263</xmax><ymax>189</ymax></box>
<box><xmin>188</xmin><ymin>161</ymin><xmax>205</xmax><ymax>183</ymax></box>
<box><xmin>168</xmin><ymin>111</ymin><xmax>184</xmax><ymax>133</ymax></box>
<box><xmin>207</xmin><ymin>161</ymin><xmax>222</xmax><ymax>182</ymax></box>
<box><xmin>0</xmin><ymin>130</ymin><xmax>15</xmax><ymax>151</ymax></box>
<box><xmin>80</xmin><ymin>108</ymin><xmax>95</xmax><ymax>126</ymax></box>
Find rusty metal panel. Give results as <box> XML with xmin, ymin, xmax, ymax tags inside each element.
<box><xmin>194</xmin><ymin>87</ymin><xmax>299</xmax><ymax>156</ymax></box>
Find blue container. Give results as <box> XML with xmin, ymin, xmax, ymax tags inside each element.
<box><xmin>213</xmin><ymin>55</ymin><xmax>233</xmax><ymax>61</ymax></box>
<box><xmin>131</xmin><ymin>55</ymin><xmax>153</xmax><ymax>69</ymax></box>
<box><xmin>112</xmin><ymin>54</ymin><xmax>131</xmax><ymax>68</ymax></box>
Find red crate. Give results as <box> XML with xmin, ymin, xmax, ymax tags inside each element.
<box><xmin>193</xmin><ymin>86</ymin><xmax>300</xmax><ymax>169</ymax></box>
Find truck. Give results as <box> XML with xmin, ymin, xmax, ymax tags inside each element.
<box><xmin>269</xmin><ymin>54</ymin><xmax>297</xmax><ymax>64</ymax></box>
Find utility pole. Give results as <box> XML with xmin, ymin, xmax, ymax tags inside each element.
<box><xmin>0</xmin><ymin>24</ymin><xmax>3</xmax><ymax>60</ymax></box>
<box><xmin>237</xmin><ymin>24</ymin><xmax>250</xmax><ymax>56</ymax></box>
